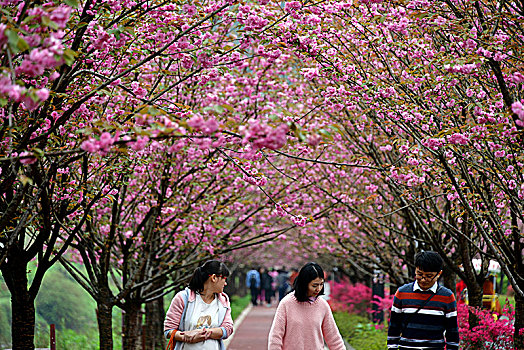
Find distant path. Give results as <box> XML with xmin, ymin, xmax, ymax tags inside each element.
<box><xmin>226</xmin><ymin>304</ymin><xmax>276</xmax><ymax>349</ymax></box>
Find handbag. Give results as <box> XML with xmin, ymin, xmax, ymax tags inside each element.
<box><xmin>166</xmin><ymin>330</ymin><xmax>176</xmax><ymax>350</ymax></box>
<box><xmin>401</xmin><ymin>286</ymin><xmax>441</xmax><ymax>333</ymax></box>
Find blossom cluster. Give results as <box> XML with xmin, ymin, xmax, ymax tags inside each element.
<box><xmin>0</xmin><ymin>3</ymin><xmax>71</xmax><ymax>111</ymax></box>
<box><xmin>239</xmin><ymin>119</ymin><xmax>289</xmax><ymax>150</ymax></box>
<box><xmin>80</xmin><ymin>132</ymin><xmax>120</xmax><ymax>155</ymax></box>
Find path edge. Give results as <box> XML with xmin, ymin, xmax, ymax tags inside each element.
<box><xmin>224</xmin><ymin>303</ymin><xmax>253</xmax><ymax>349</ymax></box>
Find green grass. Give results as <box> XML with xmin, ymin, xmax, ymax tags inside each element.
<box><xmin>230</xmin><ymin>294</ymin><xmax>251</xmax><ymax>321</ymax></box>
<box><xmin>499</xmin><ymin>295</ymin><xmax>515</xmax><ymax>307</ymax></box>
<box><xmin>333</xmin><ymin>312</ymin><xmax>387</xmax><ymax>350</ymax></box>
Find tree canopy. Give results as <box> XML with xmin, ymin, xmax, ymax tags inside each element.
<box><xmin>1</xmin><ymin>0</ymin><xmax>523</xmax><ymax>348</ymax></box>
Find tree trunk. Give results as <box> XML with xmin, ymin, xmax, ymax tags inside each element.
<box><xmin>97</xmin><ymin>298</ymin><xmax>114</xmax><ymax>350</ymax></box>
<box><xmin>122</xmin><ymin>300</ymin><xmax>142</xmax><ymax>350</ymax></box>
<box><xmin>10</xmin><ymin>282</ymin><xmax>35</xmax><ymax>350</ymax></box>
<box><xmin>467</xmin><ymin>283</ymin><xmax>484</xmax><ymax>350</ymax></box>
<box><xmin>514</xmin><ymin>292</ymin><xmax>524</xmax><ymax>349</ymax></box>
<box><xmin>441</xmin><ymin>266</ymin><xmax>456</xmax><ymax>294</ymax></box>
<box><xmin>144</xmin><ymin>298</ymin><xmax>165</xmax><ymax>350</ymax></box>
<box><xmin>1</xmin><ymin>258</ymin><xmax>35</xmax><ymax>349</ymax></box>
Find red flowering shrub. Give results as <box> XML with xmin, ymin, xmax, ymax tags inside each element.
<box><xmin>458</xmin><ymin>302</ymin><xmax>515</xmax><ymax>349</ymax></box>
<box><xmin>328</xmin><ymin>279</ymin><xmax>372</xmax><ymax>315</ymax></box>
<box><xmin>370</xmin><ymin>294</ymin><xmax>394</xmax><ymax>326</ymax></box>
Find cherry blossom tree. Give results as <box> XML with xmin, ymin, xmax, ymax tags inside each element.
<box><xmin>3</xmin><ymin>0</ymin><xmax>523</xmax><ymax>348</ymax></box>
<box><xmin>268</xmin><ymin>0</ymin><xmax>523</xmax><ymax>345</ymax></box>
<box><xmin>0</xmin><ymin>0</ymin><xmax>317</xmax><ymax>347</ymax></box>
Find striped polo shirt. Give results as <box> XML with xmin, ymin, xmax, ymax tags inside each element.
<box><xmin>387</xmin><ymin>281</ymin><xmax>459</xmax><ymax>349</ymax></box>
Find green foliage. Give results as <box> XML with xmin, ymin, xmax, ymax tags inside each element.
<box><xmin>333</xmin><ymin>312</ymin><xmax>368</xmax><ymax>338</ymax></box>
<box><xmin>1</xmin><ymin>263</ymin><xmax>122</xmax><ymax>348</ymax></box>
<box><xmin>55</xmin><ymin>329</ymin><xmax>99</xmax><ymax>349</ymax></box>
<box><xmin>333</xmin><ymin>311</ymin><xmax>387</xmax><ymax>350</ymax></box>
<box><xmin>34</xmin><ymin>326</ymin><xmax>123</xmax><ymax>350</ymax></box>
<box><xmin>500</xmin><ymin>295</ymin><xmax>515</xmax><ymax>307</ymax></box>
<box><xmin>0</xmin><ymin>295</ymin><xmax>11</xmax><ymax>346</ymax></box>
<box><xmin>35</xmin><ymin>265</ymin><xmax>96</xmax><ymax>332</ymax></box>
<box><xmin>34</xmin><ymin>321</ymin><xmax>50</xmax><ymax>348</ymax></box>
<box><xmin>349</xmin><ymin>323</ymin><xmax>387</xmax><ymax>350</ymax></box>
<box><xmin>230</xmin><ymin>294</ymin><xmax>251</xmax><ymax>321</ymax></box>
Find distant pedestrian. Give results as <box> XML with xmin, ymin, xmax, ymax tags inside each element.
<box><xmin>269</xmin><ymin>268</ymin><xmax>279</xmax><ymax>300</ymax></box>
<box><xmin>246</xmin><ymin>267</ymin><xmax>261</xmax><ymax>306</ymax></box>
<box><xmin>268</xmin><ymin>262</ymin><xmax>345</xmax><ymax>350</ymax></box>
<box><xmin>260</xmin><ymin>267</ymin><xmax>274</xmax><ymax>306</ymax></box>
<box><xmin>164</xmin><ymin>260</ymin><xmax>233</xmax><ymax>350</ymax></box>
<box><xmin>288</xmin><ymin>268</ymin><xmax>299</xmax><ymax>286</ymax></box>
<box><xmin>387</xmin><ymin>251</ymin><xmax>459</xmax><ymax>350</ymax></box>
<box><xmin>276</xmin><ymin>268</ymin><xmax>290</xmax><ymax>302</ymax></box>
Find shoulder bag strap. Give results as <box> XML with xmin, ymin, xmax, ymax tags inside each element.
<box><xmin>181</xmin><ymin>289</ymin><xmax>190</xmax><ymax>329</ymax></box>
<box><xmin>401</xmin><ymin>286</ymin><xmax>441</xmax><ymax>333</ymax></box>
<box><xmin>166</xmin><ymin>289</ymin><xmax>190</xmax><ymax>350</ymax></box>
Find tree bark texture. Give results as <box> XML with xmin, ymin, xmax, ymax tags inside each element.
<box><xmin>97</xmin><ymin>299</ymin><xmax>114</xmax><ymax>350</ymax></box>
<box><xmin>144</xmin><ymin>297</ymin><xmax>165</xmax><ymax>350</ymax></box>
<box><xmin>10</xmin><ymin>283</ymin><xmax>35</xmax><ymax>350</ymax></box>
<box><xmin>441</xmin><ymin>266</ymin><xmax>456</xmax><ymax>294</ymax></box>
<box><xmin>467</xmin><ymin>285</ymin><xmax>485</xmax><ymax>350</ymax></box>
<box><xmin>1</xmin><ymin>257</ymin><xmax>35</xmax><ymax>350</ymax></box>
<box><xmin>122</xmin><ymin>300</ymin><xmax>142</xmax><ymax>350</ymax></box>
<box><xmin>514</xmin><ymin>292</ymin><xmax>524</xmax><ymax>349</ymax></box>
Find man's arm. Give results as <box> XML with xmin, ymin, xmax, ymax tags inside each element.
<box><xmin>387</xmin><ymin>291</ymin><xmax>403</xmax><ymax>349</ymax></box>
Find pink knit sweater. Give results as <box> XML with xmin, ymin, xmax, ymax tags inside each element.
<box><xmin>268</xmin><ymin>293</ymin><xmax>346</xmax><ymax>350</ymax></box>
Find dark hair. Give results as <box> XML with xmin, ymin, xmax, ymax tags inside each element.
<box><xmin>293</xmin><ymin>262</ymin><xmax>325</xmax><ymax>302</ymax></box>
<box><xmin>188</xmin><ymin>260</ymin><xmax>230</xmax><ymax>293</ymax></box>
<box><xmin>415</xmin><ymin>251</ymin><xmax>443</xmax><ymax>273</ymax></box>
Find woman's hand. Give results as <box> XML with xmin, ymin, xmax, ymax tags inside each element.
<box><xmin>180</xmin><ymin>328</ymin><xmax>212</xmax><ymax>343</ymax></box>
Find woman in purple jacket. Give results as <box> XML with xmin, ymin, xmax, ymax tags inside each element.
<box><xmin>164</xmin><ymin>260</ymin><xmax>234</xmax><ymax>350</ymax></box>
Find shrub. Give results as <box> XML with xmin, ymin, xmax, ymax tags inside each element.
<box><xmin>329</xmin><ymin>279</ymin><xmax>371</xmax><ymax>315</ymax></box>
<box><xmin>458</xmin><ymin>302</ymin><xmax>515</xmax><ymax>349</ymax></box>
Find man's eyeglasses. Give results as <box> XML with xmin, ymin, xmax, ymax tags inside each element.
<box><xmin>415</xmin><ymin>273</ymin><xmax>438</xmax><ymax>281</ymax></box>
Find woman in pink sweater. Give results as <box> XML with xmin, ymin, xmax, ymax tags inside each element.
<box><xmin>268</xmin><ymin>262</ymin><xmax>346</xmax><ymax>350</ymax></box>
<box><xmin>164</xmin><ymin>260</ymin><xmax>234</xmax><ymax>350</ymax></box>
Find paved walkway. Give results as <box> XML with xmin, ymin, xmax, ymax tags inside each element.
<box><xmin>226</xmin><ymin>304</ymin><xmax>275</xmax><ymax>349</ymax></box>
<box><xmin>225</xmin><ymin>302</ymin><xmax>354</xmax><ymax>350</ymax></box>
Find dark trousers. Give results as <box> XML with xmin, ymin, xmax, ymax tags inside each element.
<box><xmin>278</xmin><ymin>285</ymin><xmax>288</xmax><ymax>302</ymax></box>
<box><xmin>250</xmin><ymin>286</ymin><xmax>259</xmax><ymax>305</ymax></box>
<box><xmin>264</xmin><ymin>288</ymin><xmax>272</xmax><ymax>304</ymax></box>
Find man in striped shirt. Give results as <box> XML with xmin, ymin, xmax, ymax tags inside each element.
<box><xmin>387</xmin><ymin>251</ymin><xmax>460</xmax><ymax>349</ymax></box>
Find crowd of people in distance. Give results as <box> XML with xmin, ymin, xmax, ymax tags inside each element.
<box><xmin>245</xmin><ymin>266</ymin><xmax>300</xmax><ymax>307</ymax></box>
